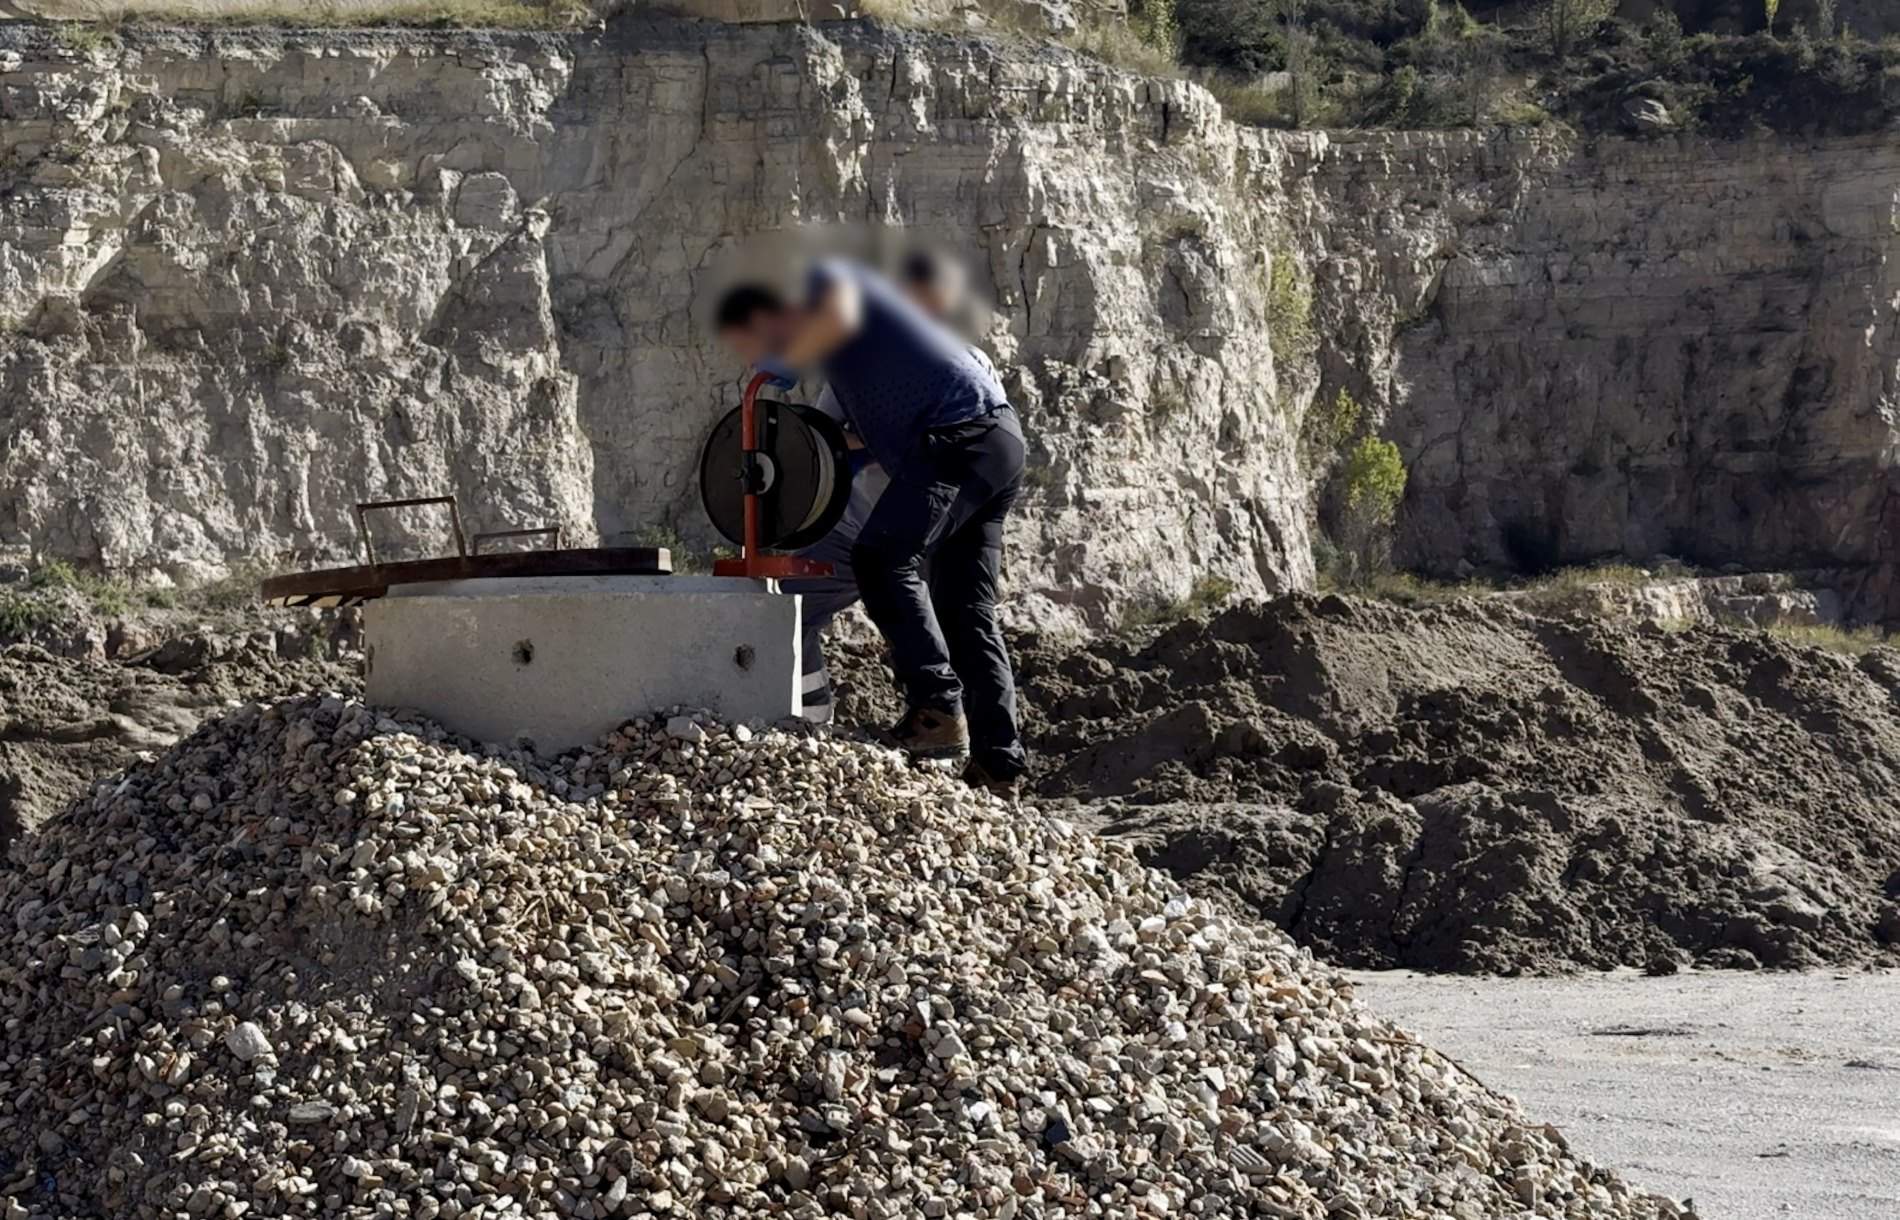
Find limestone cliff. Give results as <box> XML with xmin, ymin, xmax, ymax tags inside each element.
<box><xmin>0</xmin><ymin>20</ymin><xmax>1309</xmax><ymax>633</ymax></box>
<box><xmin>5</xmin><ymin>19</ymin><xmax>1900</xmax><ymax>627</ymax></box>
<box><xmin>1264</xmin><ymin>130</ymin><xmax>1900</xmax><ymax>612</ymax></box>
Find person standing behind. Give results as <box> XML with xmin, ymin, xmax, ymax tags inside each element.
<box><xmin>714</xmin><ymin>255</ymin><xmax>1028</xmax><ymax>791</ymax></box>
<box><xmin>780</xmin><ymin>392</ymin><xmax>885</xmax><ymax>725</ymax></box>
<box><xmin>786</xmin><ymin>250</ymin><xmax>996</xmax><ymax>731</ymax></box>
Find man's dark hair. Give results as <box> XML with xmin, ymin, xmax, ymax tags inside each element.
<box><xmin>715</xmin><ymin>283</ymin><xmax>786</xmax><ymax>330</ymax></box>
<box><xmin>900</xmin><ymin>249</ymin><xmax>948</xmax><ymax>289</ymax></box>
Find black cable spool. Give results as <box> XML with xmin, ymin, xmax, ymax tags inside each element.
<box><xmin>699</xmin><ymin>399</ymin><xmax>853</xmax><ymax>552</ymax></box>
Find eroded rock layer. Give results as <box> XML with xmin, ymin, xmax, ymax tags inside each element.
<box><xmin>6</xmin><ymin>22</ymin><xmax>1900</xmax><ymax>621</ymax></box>
<box><xmin>0</xmin><ymin>22</ymin><xmax>1311</xmax><ymax>632</ymax></box>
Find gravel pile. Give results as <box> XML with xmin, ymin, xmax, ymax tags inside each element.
<box><xmin>0</xmin><ymin>696</ymin><xmax>1688</xmax><ymax>1219</ymax></box>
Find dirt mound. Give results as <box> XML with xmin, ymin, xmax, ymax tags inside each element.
<box><xmin>0</xmin><ymin>697</ymin><xmax>1689</xmax><ymax>1219</ymax></box>
<box><xmin>1005</xmin><ymin>594</ymin><xmax>1900</xmax><ymax>973</ymax></box>
<box><xmin>0</xmin><ymin>630</ymin><xmax>355</xmax><ymax>851</ymax></box>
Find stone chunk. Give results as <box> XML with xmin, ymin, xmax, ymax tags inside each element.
<box><xmin>225</xmin><ymin>1022</ymin><xmax>273</xmax><ymax>1062</ymax></box>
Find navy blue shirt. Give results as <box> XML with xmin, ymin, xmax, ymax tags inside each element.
<box><xmin>806</xmin><ymin>259</ymin><xmax>1007</xmax><ymax>473</ymax></box>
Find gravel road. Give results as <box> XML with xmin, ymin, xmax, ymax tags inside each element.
<box><xmin>1349</xmin><ymin>969</ymin><xmax>1900</xmax><ymax>1219</ymax></box>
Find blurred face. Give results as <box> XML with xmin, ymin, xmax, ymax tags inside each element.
<box><xmin>903</xmin><ymin>257</ymin><xmax>967</xmax><ymax>324</ymax></box>
<box><xmin>904</xmin><ymin>280</ymin><xmax>953</xmax><ymax>321</ymax></box>
<box><xmin>718</xmin><ymin>310</ymin><xmax>788</xmax><ymax>365</ymax></box>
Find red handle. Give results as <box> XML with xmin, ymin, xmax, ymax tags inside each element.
<box><xmin>740</xmin><ymin>371</ymin><xmax>769</xmax><ymax>562</ymax></box>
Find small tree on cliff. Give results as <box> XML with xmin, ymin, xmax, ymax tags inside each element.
<box><xmin>1333</xmin><ymin>436</ymin><xmax>1408</xmax><ymax>588</ymax></box>
<box><xmin>1281</xmin><ymin>18</ymin><xmax>1324</xmax><ymax>129</ymax></box>
<box><xmin>1132</xmin><ymin>0</ymin><xmax>1181</xmax><ymax>59</ymax></box>
<box><xmin>1539</xmin><ymin>0</ymin><xmax>1613</xmax><ymax>57</ymax></box>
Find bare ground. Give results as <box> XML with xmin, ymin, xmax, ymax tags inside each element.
<box><xmin>0</xmin><ymin>619</ymin><xmax>357</xmax><ymax>851</ymax></box>
<box><xmin>1349</xmin><ymin>967</ymin><xmax>1900</xmax><ymax>1220</ymax></box>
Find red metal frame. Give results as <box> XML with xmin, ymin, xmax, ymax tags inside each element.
<box><xmin>712</xmin><ymin>371</ymin><xmax>836</xmax><ymax>580</ymax></box>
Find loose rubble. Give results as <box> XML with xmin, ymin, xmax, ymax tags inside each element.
<box><xmin>0</xmin><ymin>623</ymin><xmax>356</xmax><ymax>851</ymax></box>
<box><xmin>0</xmin><ymin>697</ymin><xmax>1688</xmax><ymax>1218</ymax></box>
<box><xmin>832</xmin><ymin>594</ymin><xmax>1900</xmax><ymax>973</ymax></box>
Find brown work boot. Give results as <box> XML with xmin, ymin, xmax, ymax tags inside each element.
<box><xmin>887</xmin><ymin>705</ymin><xmax>969</xmax><ymax>761</ymax></box>
<box><xmin>962</xmin><ymin>757</ymin><xmax>1022</xmax><ymax>798</ymax></box>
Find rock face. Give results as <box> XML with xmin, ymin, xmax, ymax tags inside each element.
<box><xmin>1264</xmin><ymin>130</ymin><xmax>1900</xmax><ymax>611</ymax></box>
<box><xmin>0</xmin><ymin>27</ymin><xmax>597</xmax><ymax>580</ymax></box>
<box><xmin>0</xmin><ymin>21</ymin><xmax>1310</xmax><ymax>633</ymax></box>
<box><xmin>6</xmin><ymin>21</ymin><xmax>1900</xmax><ymax>624</ymax></box>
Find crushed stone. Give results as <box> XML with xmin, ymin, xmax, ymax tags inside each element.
<box><xmin>0</xmin><ymin>697</ymin><xmax>1690</xmax><ymax>1219</ymax></box>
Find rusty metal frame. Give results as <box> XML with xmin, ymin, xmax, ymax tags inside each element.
<box><xmin>259</xmin><ymin>546</ymin><xmax>673</xmax><ymax>608</ymax></box>
<box><xmin>266</xmin><ymin>494</ymin><xmax>673</xmax><ymax>607</ymax></box>
<box><xmin>471</xmin><ymin>526</ymin><xmax>562</xmax><ymax>555</ymax></box>
<box><xmin>355</xmin><ymin>496</ymin><xmax>467</xmax><ymax>566</ymax></box>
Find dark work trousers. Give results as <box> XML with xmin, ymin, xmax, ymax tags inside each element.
<box><xmin>851</xmin><ymin>407</ymin><xmax>1028</xmax><ymax>777</ymax></box>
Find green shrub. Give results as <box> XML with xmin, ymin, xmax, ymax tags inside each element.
<box><xmin>1328</xmin><ymin>436</ymin><xmax>1407</xmax><ymax>588</ymax></box>
<box><xmin>1811</xmin><ymin>0</ymin><xmax>1837</xmax><ymax>38</ymax></box>
<box><xmin>1188</xmin><ymin>573</ymin><xmax>1237</xmax><ymax>610</ymax></box>
<box><xmin>1279</xmin><ymin>22</ymin><xmax>1328</xmax><ymax>127</ymax></box>
<box><xmin>54</xmin><ymin>23</ymin><xmax>120</xmax><ymax>54</ymax></box>
<box><xmin>1177</xmin><ymin>0</ymin><xmax>1288</xmax><ymax>75</ymax></box>
<box><xmin>185</xmin><ymin>561</ymin><xmax>277</xmax><ymax>611</ymax></box>
<box><xmin>1343</xmin><ymin>435</ymin><xmax>1406</xmax><ymax>521</ymax></box>
<box><xmin>1119</xmin><ymin>572</ymin><xmax>1239</xmax><ymax>630</ymax></box>
<box><xmin>1132</xmin><ymin>0</ymin><xmax>1181</xmax><ymax>59</ymax></box>
<box><xmin>1301</xmin><ymin>386</ymin><xmax>1362</xmax><ymax>463</ymax></box>
<box><xmin>0</xmin><ymin>591</ymin><xmax>55</xmax><ymax>640</ymax></box>
<box><xmin>1266</xmin><ymin>246</ymin><xmax>1315</xmax><ymax>360</ymax></box>
<box><xmin>22</xmin><ymin>558</ymin><xmax>152</xmax><ymax>618</ymax></box>
<box><xmin>628</xmin><ymin>524</ymin><xmax>711</xmax><ymax>575</ymax></box>
<box><xmin>1078</xmin><ymin>0</ymin><xmax>1900</xmax><ymax>137</ymax></box>
<box><xmin>1644</xmin><ymin>8</ymin><xmax>1685</xmax><ymax>64</ymax></box>
<box><xmin>1494</xmin><ymin>98</ymin><xmax>1555</xmax><ymax>127</ymax></box>
<box><xmin>1538</xmin><ymin>0</ymin><xmax>1615</xmax><ymax>57</ymax></box>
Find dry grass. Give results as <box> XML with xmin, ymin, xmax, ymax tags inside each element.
<box><xmin>1353</xmin><ymin>571</ymin><xmax>1498</xmax><ymax>605</ymax></box>
<box><xmin>1350</xmin><ymin>562</ymin><xmax>1661</xmax><ymax>607</ymax></box>
<box><xmin>1358</xmin><ymin>567</ymin><xmax>1893</xmax><ymax>657</ymax></box>
<box><xmin>27</xmin><ymin>0</ymin><xmax>596</xmax><ymax>28</ymax></box>
<box><xmin>1198</xmin><ymin>72</ymin><xmax>1291</xmax><ymax>127</ymax></box>
<box><xmin>1061</xmin><ymin>20</ymin><xmax>1177</xmax><ymax>77</ymax></box>
<box><xmin>1765</xmin><ymin>622</ymin><xmax>1890</xmax><ymax>656</ymax></box>
<box><xmin>1120</xmin><ymin>573</ymin><xmax>1240</xmax><ymax>631</ymax></box>
<box><xmin>1522</xmin><ymin>562</ymin><xmax>1654</xmax><ymax>594</ymax></box>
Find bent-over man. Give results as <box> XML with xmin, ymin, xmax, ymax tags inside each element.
<box><xmin>715</xmin><ymin>257</ymin><xmax>1028</xmax><ymax>790</ymax></box>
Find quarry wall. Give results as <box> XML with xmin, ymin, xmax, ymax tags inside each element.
<box><xmin>4</xmin><ymin>19</ymin><xmax>1900</xmax><ymax>625</ymax></box>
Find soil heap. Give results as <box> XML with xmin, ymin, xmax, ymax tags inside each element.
<box><xmin>0</xmin><ymin>632</ymin><xmax>354</xmax><ymax>852</ymax></box>
<box><xmin>1011</xmin><ymin>595</ymin><xmax>1900</xmax><ymax>974</ymax></box>
<box><xmin>0</xmin><ymin>697</ymin><xmax>1688</xmax><ymax>1219</ymax></box>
